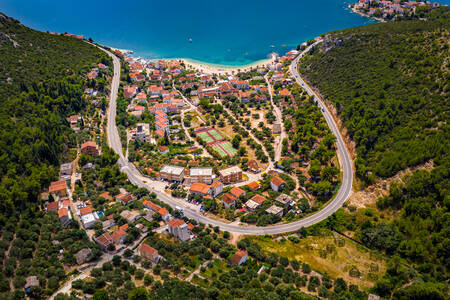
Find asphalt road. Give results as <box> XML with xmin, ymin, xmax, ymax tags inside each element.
<box><xmin>101</xmin><ymin>42</ymin><xmax>353</xmax><ymax>235</ymax></box>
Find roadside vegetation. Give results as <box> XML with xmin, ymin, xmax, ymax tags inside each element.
<box><xmin>0</xmin><ymin>13</ymin><xmax>110</xmax><ymax>298</ymax></box>
<box><xmin>299</xmin><ymin>7</ymin><xmax>449</xmax><ymax>184</ymax></box>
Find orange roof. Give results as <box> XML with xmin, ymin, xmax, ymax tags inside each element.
<box><xmin>279</xmin><ymin>89</ymin><xmax>290</xmax><ymax>96</ymax></box>
<box><xmin>250</xmin><ymin>194</ymin><xmax>266</xmax><ymax>205</ymax></box>
<box><xmin>99</xmin><ymin>192</ymin><xmax>110</xmax><ymax>199</ymax></box>
<box><xmin>80</xmin><ymin>206</ymin><xmax>93</xmax><ymax>216</ymax></box>
<box><xmin>190</xmin><ymin>182</ymin><xmax>210</xmax><ymax>195</ymax></box>
<box><xmin>155</xmin><ymin>129</ymin><xmax>165</xmax><ymax>137</ymax></box>
<box><xmin>143</xmin><ymin>200</ymin><xmax>161</xmax><ymax>212</ymax></box>
<box><xmin>140</xmin><ymin>244</ymin><xmax>157</xmax><ymax>255</ymax></box>
<box><xmin>230</xmin><ymin>187</ymin><xmax>245</xmax><ymax>198</ymax></box>
<box><xmin>187</xmin><ymin>223</ymin><xmax>194</xmax><ymax>230</ymax></box>
<box><xmin>231</xmin><ymin>250</ymin><xmax>248</xmax><ymax>264</ymax></box>
<box><xmin>222</xmin><ymin>193</ymin><xmax>238</xmax><ymax>205</ymax></box>
<box><xmin>96</xmin><ymin>233</ymin><xmax>113</xmax><ymax>247</ymax></box>
<box><xmin>271</xmin><ymin>176</ymin><xmax>286</xmax><ymax>186</ymax></box>
<box><xmin>111</xmin><ymin>229</ymin><xmax>127</xmax><ymax>243</ymax></box>
<box><xmin>120</xmin><ymin>224</ymin><xmax>129</xmax><ymax>231</ymax></box>
<box><xmin>81</xmin><ymin>141</ymin><xmax>97</xmax><ymax>149</ymax></box>
<box><xmin>58</xmin><ymin>208</ymin><xmax>68</xmax><ymax>218</ymax></box>
<box><xmin>247</xmin><ymin>181</ymin><xmax>260</xmax><ymax>191</ymax></box>
<box><xmin>49</xmin><ymin>180</ymin><xmax>66</xmax><ymax>193</ymax></box>
<box><xmin>46</xmin><ymin>202</ymin><xmax>59</xmax><ymax>211</ymax></box>
<box><xmin>168</xmin><ymin>218</ymin><xmax>186</xmax><ymax>228</ymax></box>
<box><xmin>158</xmin><ymin>207</ymin><xmax>169</xmax><ymax>216</ymax></box>
<box><xmin>211</xmin><ymin>181</ymin><xmax>223</xmax><ymax>188</ymax></box>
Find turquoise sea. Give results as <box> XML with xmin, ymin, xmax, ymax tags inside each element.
<box><xmin>0</xmin><ymin>0</ymin><xmax>433</xmax><ymax>66</ymax></box>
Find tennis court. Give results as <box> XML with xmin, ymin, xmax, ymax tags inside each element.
<box><xmin>198</xmin><ymin>131</ymin><xmax>214</xmax><ymax>143</ymax></box>
<box><xmin>212</xmin><ymin>145</ymin><xmax>228</xmax><ymax>158</ymax></box>
<box><xmin>209</xmin><ymin>129</ymin><xmax>223</xmax><ymax>141</ymax></box>
<box><xmin>221</xmin><ymin>141</ymin><xmax>238</xmax><ymax>156</ymax></box>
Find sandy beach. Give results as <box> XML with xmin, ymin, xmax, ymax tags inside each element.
<box><xmin>177</xmin><ymin>54</ymin><xmax>277</xmax><ymax>75</ymax></box>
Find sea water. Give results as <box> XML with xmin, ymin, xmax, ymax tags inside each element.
<box><xmin>0</xmin><ymin>0</ymin><xmax>414</xmax><ymax>66</ymax></box>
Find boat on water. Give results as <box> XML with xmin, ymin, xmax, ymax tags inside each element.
<box><xmin>188</xmin><ymin>37</ymin><xmax>193</xmax><ymax>43</ymax></box>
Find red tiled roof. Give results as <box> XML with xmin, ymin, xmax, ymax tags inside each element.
<box><xmin>231</xmin><ymin>250</ymin><xmax>248</xmax><ymax>264</ymax></box>
<box><xmin>49</xmin><ymin>180</ymin><xmax>66</xmax><ymax>193</ymax></box>
<box><xmin>99</xmin><ymin>192</ymin><xmax>110</xmax><ymax>199</ymax></box>
<box><xmin>155</xmin><ymin>129</ymin><xmax>165</xmax><ymax>137</ymax></box>
<box><xmin>111</xmin><ymin>229</ymin><xmax>127</xmax><ymax>243</ymax></box>
<box><xmin>58</xmin><ymin>208</ymin><xmax>68</xmax><ymax>218</ymax></box>
<box><xmin>211</xmin><ymin>181</ymin><xmax>223</xmax><ymax>188</ymax></box>
<box><xmin>250</xmin><ymin>194</ymin><xmax>266</xmax><ymax>205</ymax></box>
<box><xmin>96</xmin><ymin>233</ymin><xmax>113</xmax><ymax>247</ymax></box>
<box><xmin>120</xmin><ymin>224</ymin><xmax>129</xmax><ymax>231</ymax></box>
<box><xmin>81</xmin><ymin>141</ymin><xmax>97</xmax><ymax>149</ymax></box>
<box><xmin>140</xmin><ymin>244</ymin><xmax>157</xmax><ymax>256</ymax></box>
<box><xmin>190</xmin><ymin>182</ymin><xmax>210</xmax><ymax>195</ymax></box>
<box><xmin>143</xmin><ymin>200</ymin><xmax>161</xmax><ymax>212</ymax></box>
<box><xmin>230</xmin><ymin>187</ymin><xmax>245</xmax><ymax>198</ymax></box>
<box><xmin>271</xmin><ymin>176</ymin><xmax>286</xmax><ymax>186</ymax></box>
<box><xmin>80</xmin><ymin>206</ymin><xmax>93</xmax><ymax>216</ymax></box>
<box><xmin>222</xmin><ymin>193</ymin><xmax>238</xmax><ymax>205</ymax></box>
<box><xmin>158</xmin><ymin>207</ymin><xmax>169</xmax><ymax>216</ymax></box>
<box><xmin>279</xmin><ymin>89</ymin><xmax>290</xmax><ymax>96</ymax></box>
<box><xmin>46</xmin><ymin>202</ymin><xmax>59</xmax><ymax>211</ymax></box>
<box><xmin>247</xmin><ymin>181</ymin><xmax>260</xmax><ymax>191</ymax></box>
<box><xmin>168</xmin><ymin>218</ymin><xmax>186</xmax><ymax>228</ymax></box>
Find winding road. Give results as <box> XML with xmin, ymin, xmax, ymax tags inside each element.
<box><xmin>101</xmin><ymin>41</ymin><xmax>353</xmax><ymax>235</ymax></box>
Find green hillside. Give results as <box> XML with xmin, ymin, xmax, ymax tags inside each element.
<box><xmin>298</xmin><ymin>9</ymin><xmax>450</xmax><ymax>299</ymax></box>
<box><xmin>0</xmin><ymin>13</ymin><xmax>109</xmax><ymax>211</ymax></box>
<box><xmin>0</xmin><ymin>13</ymin><xmax>110</xmax><ymax>297</ymax></box>
<box><xmin>299</xmin><ymin>8</ymin><xmax>449</xmax><ymax>182</ymax></box>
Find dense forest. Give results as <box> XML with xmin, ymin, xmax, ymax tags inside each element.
<box><xmin>298</xmin><ymin>8</ymin><xmax>449</xmax><ymax>299</ymax></box>
<box><xmin>0</xmin><ymin>13</ymin><xmax>110</xmax><ymax>297</ymax></box>
<box><xmin>0</xmin><ymin>13</ymin><xmax>109</xmax><ymax>212</ymax></box>
<box><xmin>299</xmin><ymin>7</ymin><xmax>449</xmax><ymax>183</ymax></box>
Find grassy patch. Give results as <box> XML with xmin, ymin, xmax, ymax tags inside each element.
<box><xmin>199</xmin><ymin>258</ymin><xmax>232</xmax><ymax>279</ymax></box>
<box><xmin>250</xmin><ymin>233</ymin><xmax>386</xmax><ymax>289</ymax></box>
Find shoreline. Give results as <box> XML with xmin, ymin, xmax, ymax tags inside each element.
<box><xmin>178</xmin><ymin>55</ymin><xmax>276</xmax><ymax>75</ymax></box>
<box><xmin>348</xmin><ymin>4</ymin><xmax>387</xmax><ymax>23</ymax></box>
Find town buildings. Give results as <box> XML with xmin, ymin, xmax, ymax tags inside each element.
<box><xmin>230</xmin><ymin>250</ymin><xmax>248</xmax><ymax>265</ymax></box>
<box><xmin>140</xmin><ymin>244</ymin><xmax>162</xmax><ymax>263</ymax></box>
<box><xmin>222</xmin><ymin>193</ymin><xmax>238</xmax><ymax>209</ymax></box>
<box><xmin>188</xmin><ymin>167</ymin><xmax>214</xmax><ymax>184</ymax></box>
<box><xmin>210</xmin><ymin>181</ymin><xmax>224</xmax><ymax>197</ymax></box>
<box><xmin>49</xmin><ymin>180</ymin><xmax>68</xmax><ymax>200</ymax></box>
<box><xmin>95</xmin><ymin>233</ymin><xmax>114</xmax><ymax>251</ymax></box>
<box><xmin>81</xmin><ymin>141</ymin><xmax>99</xmax><ymax>156</ymax></box>
<box><xmin>218</xmin><ymin>166</ymin><xmax>243</xmax><ymax>184</ymax></box>
<box><xmin>270</xmin><ymin>176</ymin><xmax>287</xmax><ymax>192</ymax></box>
<box><xmin>168</xmin><ymin>218</ymin><xmax>191</xmax><ymax>242</ymax></box>
<box><xmin>266</xmin><ymin>205</ymin><xmax>284</xmax><ymax>217</ymax></box>
<box><xmin>189</xmin><ymin>182</ymin><xmax>211</xmax><ymax>197</ymax></box>
<box><xmin>245</xmin><ymin>194</ymin><xmax>266</xmax><ymax>211</ymax></box>
<box><xmin>159</xmin><ymin>165</ymin><xmax>185</xmax><ymax>182</ymax></box>
<box><xmin>135</xmin><ymin>123</ymin><xmax>151</xmax><ymax>142</ymax></box>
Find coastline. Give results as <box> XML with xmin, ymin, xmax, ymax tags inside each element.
<box><xmin>348</xmin><ymin>4</ymin><xmax>386</xmax><ymax>23</ymax></box>
<box><xmin>177</xmin><ymin>55</ymin><xmax>276</xmax><ymax>75</ymax></box>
